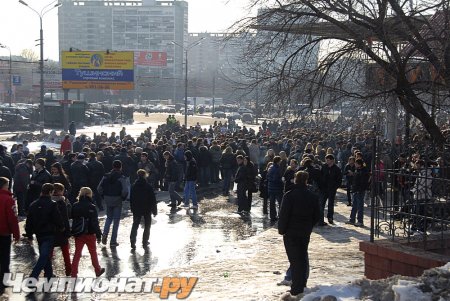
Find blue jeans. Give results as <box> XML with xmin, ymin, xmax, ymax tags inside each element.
<box><xmin>168</xmin><ymin>181</ymin><xmax>182</xmax><ymax>206</ymax></box>
<box><xmin>183</xmin><ymin>181</ymin><xmax>198</xmax><ymax>207</ymax></box>
<box><xmin>30</xmin><ymin>236</ymin><xmax>55</xmax><ymax>279</ymax></box>
<box><xmin>103</xmin><ymin>205</ymin><xmax>122</xmax><ymax>244</ymax></box>
<box><xmin>350</xmin><ymin>191</ymin><xmax>365</xmax><ymax>223</ymax></box>
<box><xmin>268</xmin><ymin>191</ymin><xmax>283</xmax><ymax>220</ymax></box>
<box><xmin>222</xmin><ymin>169</ymin><xmax>233</xmax><ymax>194</ymax></box>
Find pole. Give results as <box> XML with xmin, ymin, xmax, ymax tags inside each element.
<box><xmin>212</xmin><ymin>74</ymin><xmax>216</xmax><ymax>114</ymax></box>
<box><xmin>184</xmin><ymin>49</ymin><xmax>188</xmax><ymax>127</ymax></box>
<box><xmin>8</xmin><ymin>49</ymin><xmax>12</xmax><ymax>107</ymax></box>
<box><xmin>39</xmin><ymin>17</ymin><xmax>45</xmax><ymax>129</ymax></box>
<box><xmin>63</xmin><ymin>89</ymin><xmax>69</xmax><ymax>132</ymax></box>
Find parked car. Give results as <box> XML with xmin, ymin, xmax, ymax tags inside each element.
<box><xmin>227</xmin><ymin>112</ymin><xmax>241</xmax><ymax>120</ymax></box>
<box><xmin>241</xmin><ymin>113</ymin><xmax>254</xmax><ymax>124</ymax></box>
<box><xmin>238</xmin><ymin>107</ymin><xmax>253</xmax><ymax>114</ymax></box>
<box><xmin>212</xmin><ymin>111</ymin><xmax>227</xmax><ymax>118</ymax></box>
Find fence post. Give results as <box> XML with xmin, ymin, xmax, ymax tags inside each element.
<box><xmin>370</xmin><ymin>125</ymin><xmax>377</xmax><ymax>242</ymax></box>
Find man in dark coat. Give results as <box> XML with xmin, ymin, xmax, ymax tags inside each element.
<box><xmin>26</xmin><ymin>158</ymin><xmax>53</xmax><ymax>211</ymax></box>
<box><xmin>234</xmin><ymin>155</ymin><xmax>248</xmax><ymax>214</ymax></box>
<box><xmin>278</xmin><ymin>171</ymin><xmax>320</xmax><ymax>297</ymax></box>
<box><xmin>69</xmin><ymin>153</ymin><xmax>90</xmax><ymax>204</ymax></box>
<box><xmin>129</xmin><ymin>169</ymin><xmax>157</xmax><ymax>249</ymax></box>
<box><xmin>25</xmin><ymin>183</ymin><xmax>64</xmax><ymax>282</ymax></box>
<box><xmin>318</xmin><ymin>154</ymin><xmax>342</xmax><ymax>225</ymax></box>
<box><xmin>87</xmin><ymin>152</ymin><xmax>105</xmax><ymax>210</ymax></box>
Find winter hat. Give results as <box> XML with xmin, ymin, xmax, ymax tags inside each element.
<box><xmin>184</xmin><ymin>150</ymin><xmax>193</xmax><ymax>160</ymax></box>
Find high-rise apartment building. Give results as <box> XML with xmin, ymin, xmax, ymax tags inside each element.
<box><xmin>58</xmin><ymin>0</ymin><xmax>188</xmax><ymax>102</ymax></box>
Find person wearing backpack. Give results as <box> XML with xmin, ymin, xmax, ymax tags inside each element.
<box><xmin>70</xmin><ymin>187</ymin><xmax>104</xmax><ymax>277</ymax></box>
<box><xmin>97</xmin><ymin>160</ymin><xmax>128</xmax><ymax>247</ymax></box>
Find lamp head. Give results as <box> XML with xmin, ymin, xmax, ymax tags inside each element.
<box><xmin>19</xmin><ymin>0</ymin><xmax>29</xmax><ymax>6</ymax></box>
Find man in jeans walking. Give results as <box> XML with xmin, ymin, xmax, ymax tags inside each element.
<box><xmin>182</xmin><ymin>151</ymin><xmax>198</xmax><ymax>209</ymax></box>
<box><xmin>98</xmin><ymin>160</ymin><xmax>128</xmax><ymax>247</ymax></box>
<box><xmin>25</xmin><ymin>183</ymin><xmax>64</xmax><ymax>282</ymax></box>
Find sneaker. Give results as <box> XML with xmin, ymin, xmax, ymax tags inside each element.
<box><xmin>101</xmin><ymin>234</ymin><xmax>107</xmax><ymax>245</ymax></box>
<box><xmin>354</xmin><ymin>222</ymin><xmax>364</xmax><ymax>227</ymax></box>
<box><xmin>328</xmin><ymin>218</ymin><xmax>334</xmax><ymax>225</ymax></box>
<box><xmin>277</xmin><ymin>279</ymin><xmax>292</xmax><ymax>286</ymax></box>
<box><xmin>345</xmin><ymin>220</ymin><xmax>355</xmax><ymax>225</ymax></box>
<box><xmin>317</xmin><ymin>222</ymin><xmax>328</xmax><ymax>226</ymax></box>
<box><xmin>96</xmin><ymin>268</ymin><xmax>105</xmax><ymax>277</ymax></box>
<box><xmin>110</xmin><ymin>242</ymin><xmax>119</xmax><ymax>247</ymax></box>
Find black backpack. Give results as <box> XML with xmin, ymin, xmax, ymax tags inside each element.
<box><xmin>102</xmin><ymin>173</ymin><xmax>123</xmax><ymax>197</ymax></box>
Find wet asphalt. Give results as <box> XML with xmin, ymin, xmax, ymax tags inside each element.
<box><xmin>4</xmin><ymin>182</ymin><xmax>275</xmax><ymax>301</ymax></box>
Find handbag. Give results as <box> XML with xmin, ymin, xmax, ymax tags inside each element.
<box><xmin>71</xmin><ymin>217</ymin><xmax>89</xmax><ymax>237</ymax></box>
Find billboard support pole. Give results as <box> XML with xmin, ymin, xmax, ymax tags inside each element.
<box><xmin>63</xmin><ymin>89</ymin><xmax>69</xmax><ymax>132</ymax></box>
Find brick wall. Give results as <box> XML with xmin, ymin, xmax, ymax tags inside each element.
<box><xmin>359</xmin><ymin>236</ymin><xmax>450</xmax><ymax>280</ymax></box>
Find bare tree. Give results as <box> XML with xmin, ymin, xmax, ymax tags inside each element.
<box><xmin>20</xmin><ymin>49</ymin><xmax>39</xmax><ymax>62</ymax></box>
<box><xmin>232</xmin><ymin>0</ymin><xmax>449</xmax><ymax>145</ymax></box>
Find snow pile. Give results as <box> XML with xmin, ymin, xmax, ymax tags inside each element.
<box><xmin>392</xmin><ymin>280</ymin><xmax>431</xmax><ymax>301</ymax></box>
<box><xmin>295</xmin><ymin>263</ymin><xmax>450</xmax><ymax>301</ymax></box>
<box><xmin>300</xmin><ymin>284</ymin><xmax>361</xmax><ymax>301</ymax></box>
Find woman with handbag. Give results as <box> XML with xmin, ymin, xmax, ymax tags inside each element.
<box><xmin>70</xmin><ymin>187</ymin><xmax>105</xmax><ymax>278</ymax></box>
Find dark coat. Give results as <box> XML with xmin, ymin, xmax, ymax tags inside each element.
<box><xmin>130</xmin><ymin>177</ymin><xmax>157</xmax><ymax>215</ymax></box>
<box><xmin>320</xmin><ymin>163</ymin><xmax>342</xmax><ymax>192</ymax></box>
<box><xmin>53</xmin><ymin>196</ymin><xmax>71</xmax><ymax>247</ymax></box>
<box><xmin>25</xmin><ymin>196</ymin><xmax>64</xmax><ymax>238</ymax></box>
<box><xmin>0</xmin><ymin>153</ymin><xmax>15</xmax><ymax>177</ymax></box>
<box><xmin>114</xmin><ymin>153</ymin><xmax>135</xmax><ymax>177</ymax></box>
<box><xmin>197</xmin><ymin>148</ymin><xmax>212</xmax><ymax>168</ymax></box>
<box><xmin>352</xmin><ymin>166</ymin><xmax>370</xmax><ymax>193</ymax></box>
<box><xmin>70</xmin><ymin>160</ymin><xmax>89</xmax><ymax>188</ymax></box>
<box><xmin>27</xmin><ymin>169</ymin><xmax>53</xmax><ymax>204</ymax></box>
<box><xmin>220</xmin><ymin>153</ymin><xmax>236</xmax><ymax>170</ymax></box>
<box><xmin>71</xmin><ymin>196</ymin><xmax>102</xmax><ymax>239</ymax></box>
<box><xmin>268</xmin><ymin>163</ymin><xmax>283</xmax><ymax>194</ymax></box>
<box><xmin>234</xmin><ymin>163</ymin><xmax>248</xmax><ymax>186</ymax></box>
<box><xmin>0</xmin><ymin>163</ymin><xmax>12</xmax><ymax>190</ymax></box>
<box><xmin>185</xmin><ymin>158</ymin><xmax>198</xmax><ymax>181</ymax></box>
<box><xmin>164</xmin><ymin>158</ymin><xmax>179</xmax><ymax>182</ymax></box>
<box><xmin>278</xmin><ymin>184</ymin><xmax>321</xmax><ymax>237</ymax></box>
<box><xmin>87</xmin><ymin>159</ymin><xmax>105</xmax><ymax>188</ymax></box>
<box><xmin>283</xmin><ymin>167</ymin><xmax>297</xmax><ymax>193</ymax></box>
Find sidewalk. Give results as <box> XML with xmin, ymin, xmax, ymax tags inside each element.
<box><xmin>106</xmin><ymin>189</ymin><xmax>370</xmax><ymax>300</ymax></box>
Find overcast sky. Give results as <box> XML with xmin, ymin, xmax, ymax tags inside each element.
<box><xmin>0</xmin><ymin>0</ymin><xmax>251</xmax><ymax>60</ymax></box>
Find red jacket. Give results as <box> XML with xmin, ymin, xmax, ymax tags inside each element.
<box><xmin>0</xmin><ymin>189</ymin><xmax>20</xmax><ymax>240</ymax></box>
<box><xmin>60</xmin><ymin>139</ymin><xmax>72</xmax><ymax>155</ymax></box>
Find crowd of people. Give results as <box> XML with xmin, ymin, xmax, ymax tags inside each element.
<box><xmin>0</xmin><ymin>112</ymin><xmax>448</xmax><ymax>297</ymax></box>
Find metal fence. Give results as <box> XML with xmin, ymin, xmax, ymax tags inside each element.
<box><xmin>370</xmin><ymin>135</ymin><xmax>450</xmax><ymax>250</ymax></box>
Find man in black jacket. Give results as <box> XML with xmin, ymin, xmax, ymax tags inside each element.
<box><xmin>25</xmin><ymin>183</ymin><xmax>64</xmax><ymax>282</ymax></box>
<box><xmin>318</xmin><ymin>154</ymin><xmax>342</xmax><ymax>225</ymax></box>
<box><xmin>87</xmin><ymin>152</ymin><xmax>105</xmax><ymax>210</ymax></box>
<box><xmin>129</xmin><ymin>169</ymin><xmax>157</xmax><ymax>249</ymax></box>
<box><xmin>164</xmin><ymin>151</ymin><xmax>182</xmax><ymax>210</ymax></box>
<box><xmin>70</xmin><ymin>154</ymin><xmax>89</xmax><ymax>203</ymax></box>
<box><xmin>278</xmin><ymin>171</ymin><xmax>320</xmax><ymax>297</ymax></box>
<box><xmin>182</xmin><ymin>150</ymin><xmax>198</xmax><ymax>209</ymax></box>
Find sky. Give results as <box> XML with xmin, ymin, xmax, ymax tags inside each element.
<box><xmin>0</xmin><ymin>0</ymin><xmax>251</xmax><ymax>61</ymax></box>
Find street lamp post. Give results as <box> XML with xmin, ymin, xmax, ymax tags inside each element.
<box><xmin>18</xmin><ymin>0</ymin><xmax>62</xmax><ymax>128</ymax></box>
<box><xmin>0</xmin><ymin>44</ymin><xmax>12</xmax><ymax>106</ymax></box>
<box><xmin>172</xmin><ymin>37</ymin><xmax>205</xmax><ymax>127</ymax></box>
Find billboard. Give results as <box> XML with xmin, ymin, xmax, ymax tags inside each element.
<box><xmin>33</xmin><ymin>69</ymin><xmax>62</xmax><ymax>89</ymax></box>
<box><xmin>135</xmin><ymin>51</ymin><xmax>167</xmax><ymax>66</ymax></box>
<box><xmin>62</xmin><ymin>51</ymin><xmax>134</xmax><ymax>90</ymax></box>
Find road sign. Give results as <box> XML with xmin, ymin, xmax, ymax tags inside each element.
<box><xmin>12</xmin><ymin>75</ymin><xmax>21</xmax><ymax>86</ymax></box>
